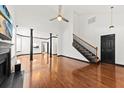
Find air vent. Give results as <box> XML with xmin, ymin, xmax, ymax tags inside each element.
<box><xmin>88</xmin><ymin>16</ymin><xmax>96</xmax><ymax>24</ymax></box>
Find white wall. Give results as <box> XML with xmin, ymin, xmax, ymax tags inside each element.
<box><xmin>58</xmin><ymin>11</ymin><xmax>88</xmax><ymax>61</ymax></box>
<box><xmin>73</xmin><ymin>6</ymin><xmax>124</xmax><ymax>65</ymax></box>
<box><xmin>42</xmin><ymin>42</ymin><xmax>47</xmax><ymax>53</ymax></box>
<box><xmin>16</xmin><ymin>35</ymin><xmax>22</xmax><ymax>52</ymax></box>
<box><xmin>57</xmin><ymin>33</ymin><xmax>62</xmax><ymax>55</ymax></box>
<box><xmin>11</xmin><ymin>28</ymin><xmax>16</xmax><ymax>58</ymax></box>
<box><xmin>52</xmin><ymin>38</ymin><xmax>58</xmax><ymax>54</ymax></box>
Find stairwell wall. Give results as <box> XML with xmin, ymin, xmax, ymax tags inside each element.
<box><xmin>58</xmin><ymin>11</ymin><xmax>89</xmax><ymax>62</ymax></box>
<box><xmin>73</xmin><ymin>6</ymin><xmax>124</xmax><ymax>65</ymax></box>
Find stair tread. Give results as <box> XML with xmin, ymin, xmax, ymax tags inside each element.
<box><xmin>73</xmin><ymin>40</ymin><xmax>98</xmax><ymax>63</ymax></box>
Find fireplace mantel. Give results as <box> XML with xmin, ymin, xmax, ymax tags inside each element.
<box><xmin>0</xmin><ymin>39</ymin><xmax>13</xmax><ymax>54</ymax></box>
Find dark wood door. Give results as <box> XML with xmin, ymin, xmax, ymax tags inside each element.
<box><xmin>101</xmin><ymin>34</ymin><xmax>115</xmax><ymax>64</ymax></box>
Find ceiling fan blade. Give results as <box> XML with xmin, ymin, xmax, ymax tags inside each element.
<box><xmin>49</xmin><ymin>17</ymin><xmax>57</xmax><ymax>21</ymax></box>
<box><xmin>62</xmin><ymin>17</ymin><xmax>69</xmax><ymax>22</ymax></box>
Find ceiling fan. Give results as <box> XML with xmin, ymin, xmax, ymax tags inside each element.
<box><xmin>50</xmin><ymin>5</ymin><xmax>69</xmax><ymax>22</ymax></box>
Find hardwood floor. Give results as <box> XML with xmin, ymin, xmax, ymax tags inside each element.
<box><xmin>17</xmin><ymin>54</ymin><xmax>124</xmax><ymax>88</ymax></box>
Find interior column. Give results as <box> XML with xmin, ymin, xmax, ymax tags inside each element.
<box><xmin>30</xmin><ymin>29</ymin><xmax>33</xmax><ymax>61</ymax></box>
<box><xmin>50</xmin><ymin>33</ymin><xmax>52</xmax><ymax>58</ymax></box>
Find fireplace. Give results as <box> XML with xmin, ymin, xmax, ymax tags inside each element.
<box><xmin>0</xmin><ymin>49</ymin><xmax>11</xmax><ymax>85</ymax></box>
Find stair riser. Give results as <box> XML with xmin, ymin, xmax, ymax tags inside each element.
<box><xmin>73</xmin><ymin>41</ymin><xmax>97</xmax><ymax>63</ymax></box>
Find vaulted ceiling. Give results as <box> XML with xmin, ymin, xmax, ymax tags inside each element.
<box><xmin>7</xmin><ymin>5</ymin><xmax>124</xmax><ymax>33</ymax></box>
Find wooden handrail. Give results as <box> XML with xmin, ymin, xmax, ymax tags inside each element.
<box><xmin>73</xmin><ymin>34</ymin><xmax>99</xmax><ymax>63</ymax></box>
<box><xmin>73</xmin><ymin>34</ymin><xmax>97</xmax><ymax>49</ymax></box>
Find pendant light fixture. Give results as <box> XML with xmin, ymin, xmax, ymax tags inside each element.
<box><xmin>109</xmin><ymin>6</ymin><xmax>114</xmax><ymax>29</ymax></box>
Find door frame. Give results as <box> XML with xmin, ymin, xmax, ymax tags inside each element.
<box><xmin>41</xmin><ymin>42</ymin><xmax>49</xmax><ymax>54</ymax></box>
<box><xmin>100</xmin><ymin>34</ymin><xmax>115</xmax><ymax>64</ymax></box>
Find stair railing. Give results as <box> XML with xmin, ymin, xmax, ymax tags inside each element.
<box><xmin>73</xmin><ymin>34</ymin><xmax>99</xmax><ymax>63</ymax></box>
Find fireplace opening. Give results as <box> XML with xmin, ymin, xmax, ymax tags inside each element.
<box><xmin>0</xmin><ymin>50</ymin><xmax>11</xmax><ymax>85</ymax></box>
<box><xmin>0</xmin><ymin>62</ymin><xmax>6</xmax><ymax>84</ymax></box>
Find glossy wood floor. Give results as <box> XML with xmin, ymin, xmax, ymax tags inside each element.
<box><xmin>17</xmin><ymin>54</ymin><xmax>124</xmax><ymax>88</ymax></box>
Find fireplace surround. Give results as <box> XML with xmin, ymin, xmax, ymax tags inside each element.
<box><xmin>0</xmin><ymin>49</ymin><xmax>11</xmax><ymax>85</ymax></box>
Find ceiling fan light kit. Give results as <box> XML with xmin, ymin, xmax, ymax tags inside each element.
<box><xmin>109</xmin><ymin>6</ymin><xmax>114</xmax><ymax>29</ymax></box>
<box><xmin>57</xmin><ymin>16</ymin><xmax>62</xmax><ymax>21</ymax></box>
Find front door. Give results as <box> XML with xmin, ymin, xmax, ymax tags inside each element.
<box><xmin>101</xmin><ymin>34</ymin><xmax>115</xmax><ymax>64</ymax></box>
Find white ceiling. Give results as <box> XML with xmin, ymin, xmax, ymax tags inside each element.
<box><xmin>12</xmin><ymin>5</ymin><xmax>124</xmax><ymax>21</ymax></box>
<box><xmin>9</xmin><ymin>5</ymin><xmax>124</xmax><ymax>32</ymax></box>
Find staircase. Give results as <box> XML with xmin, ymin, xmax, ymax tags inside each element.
<box><xmin>73</xmin><ymin>34</ymin><xmax>99</xmax><ymax>63</ymax></box>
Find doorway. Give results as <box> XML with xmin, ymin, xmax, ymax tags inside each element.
<box><xmin>41</xmin><ymin>42</ymin><xmax>49</xmax><ymax>54</ymax></box>
<box><xmin>101</xmin><ymin>34</ymin><xmax>115</xmax><ymax>64</ymax></box>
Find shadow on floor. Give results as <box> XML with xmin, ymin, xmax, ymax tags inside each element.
<box><xmin>0</xmin><ymin>71</ymin><xmax>24</xmax><ymax>88</ymax></box>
